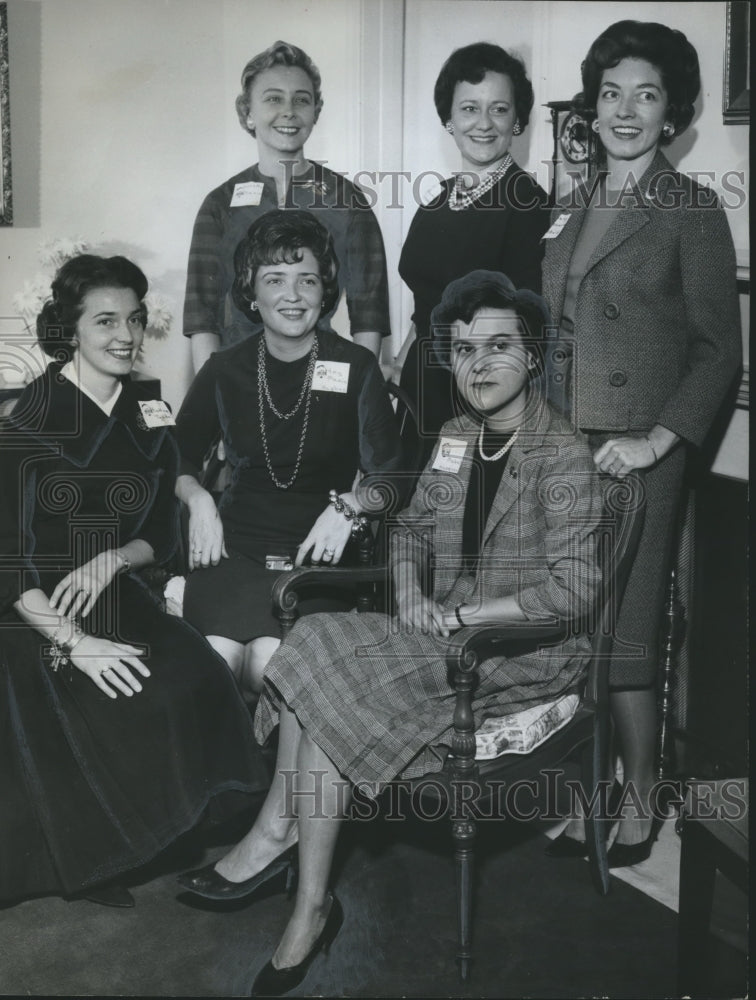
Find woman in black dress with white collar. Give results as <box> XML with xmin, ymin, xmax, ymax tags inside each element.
<box><xmin>0</xmin><ymin>254</ymin><xmax>267</xmax><ymax>907</ymax></box>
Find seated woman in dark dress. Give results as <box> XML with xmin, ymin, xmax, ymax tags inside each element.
<box><xmin>0</xmin><ymin>255</ymin><xmax>268</xmax><ymax>909</ymax></box>
<box><xmin>175</xmin><ymin>210</ymin><xmax>402</xmax><ymax>696</ymax></box>
<box><xmin>178</xmin><ymin>271</ymin><xmax>602</xmax><ymax>996</ymax></box>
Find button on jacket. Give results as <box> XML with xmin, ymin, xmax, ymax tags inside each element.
<box><xmin>542</xmin><ymin>151</ymin><xmax>742</xmax><ymax>442</ymax></box>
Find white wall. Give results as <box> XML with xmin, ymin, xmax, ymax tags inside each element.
<box><xmin>0</xmin><ymin>0</ymin><xmax>749</xmax><ymax>425</ymax></box>
<box><xmin>0</xmin><ymin>0</ymin><xmax>367</xmax><ymax>410</ymax></box>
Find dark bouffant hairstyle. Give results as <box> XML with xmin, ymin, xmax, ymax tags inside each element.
<box><xmin>431</xmin><ymin>270</ymin><xmax>552</xmax><ymax>371</ymax></box>
<box><xmin>235</xmin><ymin>40</ymin><xmax>323</xmax><ymax>137</ymax></box>
<box><xmin>36</xmin><ymin>254</ymin><xmax>148</xmax><ymax>360</ymax></box>
<box><xmin>580</xmin><ymin>20</ymin><xmax>700</xmax><ymax>142</ymax></box>
<box><xmin>231</xmin><ymin>209</ymin><xmax>340</xmax><ymax>322</ymax></box>
<box><xmin>433</xmin><ymin>42</ymin><xmax>534</xmax><ymax>130</ymax></box>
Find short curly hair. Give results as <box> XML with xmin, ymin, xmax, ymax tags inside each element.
<box><xmin>431</xmin><ymin>270</ymin><xmax>551</xmax><ymax>372</ymax></box>
<box><xmin>580</xmin><ymin>20</ymin><xmax>700</xmax><ymax>143</ymax></box>
<box><xmin>433</xmin><ymin>42</ymin><xmax>534</xmax><ymax>130</ymax></box>
<box><xmin>235</xmin><ymin>40</ymin><xmax>323</xmax><ymax>138</ymax></box>
<box><xmin>36</xmin><ymin>254</ymin><xmax>148</xmax><ymax>361</ymax></box>
<box><xmin>232</xmin><ymin>210</ymin><xmax>340</xmax><ymax>323</ymax></box>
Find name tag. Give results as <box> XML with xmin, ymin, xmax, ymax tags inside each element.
<box><xmin>543</xmin><ymin>213</ymin><xmax>572</xmax><ymax>239</ymax></box>
<box><xmin>138</xmin><ymin>400</ymin><xmax>175</xmax><ymax>427</ymax></box>
<box><xmin>432</xmin><ymin>437</ymin><xmax>467</xmax><ymax>473</ymax></box>
<box><xmin>311</xmin><ymin>361</ymin><xmax>350</xmax><ymax>393</ymax></box>
<box><xmin>230</xmin><ymin>181</ymin><xmax>264</xmax><ymax>207</ymax></box>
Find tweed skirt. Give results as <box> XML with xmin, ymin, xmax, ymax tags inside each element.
<box><xmin>587</xmin><ymin>435</ymin><xmax>687</xmax><ymax>688</ymax></box>
<box><xmin>255</xmin><ymin>610</ymin><xmax>587</xmax><ymax>793</ymax></box>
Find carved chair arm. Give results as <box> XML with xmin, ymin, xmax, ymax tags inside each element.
<box><xmin>444</xmin><ymin>621</ymin><xmax>569</xmax><ymax>773</ymax></box>
<box><xmin>272</xmin><ymin>564</ymin><xmax>391</xmax><ymax>636</ymax></box>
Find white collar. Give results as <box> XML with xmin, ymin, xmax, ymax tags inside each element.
<box><xmin>60</xmin><ymin>361</ymin><xmax>123</xmax><ymax>416</ymax></box>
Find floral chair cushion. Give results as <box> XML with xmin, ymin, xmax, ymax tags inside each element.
<box><xmin>475</xmin><ymin>693</ymin><xmax>580</xmax><ymax>759</ymax></box>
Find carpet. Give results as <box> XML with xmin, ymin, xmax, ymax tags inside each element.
<box><xmin>1</xmin><ymin>816</ymin><xmax>681</xmax><ymax>998</ymax></box>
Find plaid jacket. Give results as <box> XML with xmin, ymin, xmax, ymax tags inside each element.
<box><xmin>389</xmin><ymin>395</ymin><xmax>602</xmax><ymax>626</ymax></box>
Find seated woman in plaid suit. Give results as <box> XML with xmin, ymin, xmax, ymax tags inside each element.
<box><xmin>178</xmin><ymin>270</ymin><xmax>603</xmax><ymax>996</ymax></box>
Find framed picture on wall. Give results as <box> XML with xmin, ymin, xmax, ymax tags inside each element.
<box><xmin>723</xmin><ymin>0</ymin><xmax>749</xmax><ymax>123</ymax></box>
<box><xmin>0</xmin><ymin>0</ymin><xmax>11</xmax><ymax>225</ymax></box>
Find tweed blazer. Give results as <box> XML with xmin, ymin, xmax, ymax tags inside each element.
<box><xmin>389</xmin><ymin>395</ymin><xmax>603</xmax><ymax>629</ymax></box>
<box><xmin>542</xmin><ymin>150</ymin><xmax>742</xmax><ymax>445</ymax></box>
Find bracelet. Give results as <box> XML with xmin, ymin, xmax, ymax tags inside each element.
<box><xmin>114</xmin><ymin>549</ymin><xmax>131</xmax><ymax>574</ymax></box>
<box><xmin>454</xmin><ymin>604</ymin><xmax>467</xmax><ymax>628</ymax></box>
<box><xmin>644</xmin><ymin>435</ymin><xmax>659</xmax><ymax>462</ymax></box>
<box><xmin>350</xmin><ymin>515</ymin><xmax>370</xmax><ymax>537</ymax></box>
<box><xmin>49</xmin><ymin>620</ymin><xmax>86</xmax><ymax>671</ymax></box>
<box><xmin>328</xmin><ymin>489</ymin><xmax>357</xmax><ymax>522</ymax></box>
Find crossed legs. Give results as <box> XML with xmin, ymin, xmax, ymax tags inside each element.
<box><xmin>216</xmin><ymin>703</ymin><xmax>348</xmax><ymax>969</ymax></box>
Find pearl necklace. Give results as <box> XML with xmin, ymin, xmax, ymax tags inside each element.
<box><xmin>478</xmin><ymin>424</ymin><xmax>520</xmax><ymax>462</ymax></box>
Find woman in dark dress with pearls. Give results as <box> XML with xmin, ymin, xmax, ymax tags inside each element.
<box><xmin>399</xmin><ymin>42</ymin><xmax>549</xmax><ymax>457</ymax></box>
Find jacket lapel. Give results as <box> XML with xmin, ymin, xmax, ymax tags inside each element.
<box><xmin>479</xmin><ymin>395</ymin><xmax>552</xmax><ymax>550</ymax></box>
<box><xmin>583</xmin><ymin>150</ymin><xmax>675</xmax><ymax>276</ymax></box>
<box><xmin>543</xmin><ymin>202</ymin><xmax>586</xmax><ymax>324</ymax></box>
<box><xmin>546</xmin><ymin>150</ymin><xmax>676</xmax><ymax>307</ymax></box>
<box><xmin>14</xmin><ymin>366</ymin><xmax>168</xmax><ymax>466</ymax></box>
<box><xmin>583</xmin><ymin>202</ymin><xmax>650</xmax><ymax>275</ymax></box>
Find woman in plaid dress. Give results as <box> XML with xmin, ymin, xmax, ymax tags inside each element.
<box><xmin>179</xmin><ymin>271</ymin><xmax>602</xmax><ymax>995</ymax></box>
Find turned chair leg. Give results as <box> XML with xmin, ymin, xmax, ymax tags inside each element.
<box><xmin>452</xmin><ymin>814</ymin><xmax>476</xmax><ymax>981</ymax></box>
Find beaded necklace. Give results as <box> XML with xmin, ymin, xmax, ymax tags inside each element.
<box><xmin>257</xmin><ymin>334</ymin><xmax>318</xmax><ymax>489</ymax></box>
<box><xmin>449</xmin><ymin>154</ymin><xmax>513</xmax><ymax>212</ymax></box>
<box><xmin>477</xmin><ymin>424</ymin><xmax>519</xmax><ymax>462</ymax></box>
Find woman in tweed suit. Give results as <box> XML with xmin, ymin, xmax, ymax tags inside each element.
<box><xmin>542</xmin><ymin>21</ymin><xmax>742</xmax><ymax>865</ymax></box>
<box><xmin>178</xmin><ymin>271</ymin><xmax>602</xmax><ymax>995</ymax></box>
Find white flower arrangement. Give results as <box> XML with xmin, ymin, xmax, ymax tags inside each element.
<box><xmin>12</xmin><ymin>237</ymin><xmax>174</xmax><ymax>342</ymax></box>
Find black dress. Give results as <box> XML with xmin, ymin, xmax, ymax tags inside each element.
<box><xmin>175</xmin><ymin>331</ymin><xmax>402</xmax><ymax>642</ymax></box>
<box><xmin>0</xmin><ymin>367</ymin><xmax>269</xmax><ymax>902</ymax></box>
<box><xmin>398</xmin><ymin>165</ymin><xmax>550</xmax><ymax>453</ymax></box>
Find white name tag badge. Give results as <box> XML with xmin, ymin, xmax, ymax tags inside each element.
<box><xmin>230</xmin><ymin>181</ymin><xmax>264</xmax><ymax>207</ymax></box>
<box><xmin>543</xmin><ymin>213</ymin><xmax>572</xmax><ymax>239</ymax></box>
<box><xmin>138</xmin><ymin>400</ymin><xmax>175</xmax><ymax>427</ymax></box>
<box><xmin>432</xmin><ymin>437</ymin><xmax>467</xmax><ymax>474</ymax></box>
<box><xmin>311</xmin><ymin>361</ymin><xmax>350</xmax><ymax>394</ymax></box>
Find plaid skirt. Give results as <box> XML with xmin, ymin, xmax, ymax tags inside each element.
<box><xmin>255</xmin><ymin>610</ymin><xmax>588</xmax><ymax>792</ymax></box>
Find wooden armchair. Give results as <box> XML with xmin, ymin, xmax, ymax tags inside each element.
<box><xmin>271</xmin><ymin>471</ymin><xmax>646</xmax><ymax>980</ymax></box>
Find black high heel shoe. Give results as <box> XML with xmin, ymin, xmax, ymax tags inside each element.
<box><xmin>607</xmin><ymin>814</ymin><xmax>664</xmax><ymax>868</ymax></box>
<box><xmin>177</xmin><ymin>845</ymin><xmax>297</xmax><ymax>902</ymax></box>
<box><xmin>545</xmin><ymin>829</ymin><xmax>589</xmax><ymax>858</ymax></box>
<box><xmin>545</xmin><ymin>779</ymin><xmax>624</xmax><ymax>858</ymax></box>
<box><xmin>250</xmin><ymin>893</ymin><xmax>344</xmax><ymax>997</ymax></box>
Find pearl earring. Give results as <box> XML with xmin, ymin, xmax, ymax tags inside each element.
<box><xmin>445</xmin><ymin>121</ymin><xmax>455</xmax><ymax>135</ymax></box>
<box><xmin>512</xmin><ymin>120</ymin><xmax>522</xmax><ymax>136</ymax></box>
<box><xmin>662</xmin><ymin>122</ymin><xmax>675</xmax><ymax>138</ymax></box>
